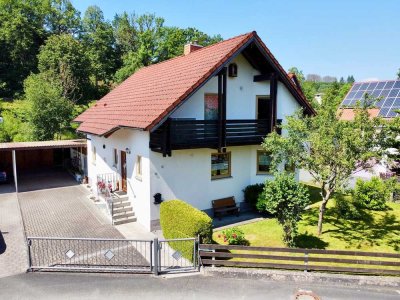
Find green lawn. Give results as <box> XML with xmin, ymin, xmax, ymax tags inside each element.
<box><xmin>214</xmin><ymin>192</ymin><xmax>400</xmax><ymax>253</ymax></box>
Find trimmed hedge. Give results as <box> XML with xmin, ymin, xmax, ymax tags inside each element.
<box><xmin>160</xmin><ymin>200</ymin><xmax>212</xmax><ymax>260</ymax></box>
<box><xmin>243</xmin><ymin>183</ymin><xmax>264</xmax><ymax>209</ymax></box>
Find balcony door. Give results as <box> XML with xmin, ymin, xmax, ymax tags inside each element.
<box><xmin>120</xmin><ymin>150</ymin><xmax>127</xmax><ymax>192</ymax></box>
<box><xmin>257</xmin><ymin>96</ymin><xmax>271</xmax><ymax>120</ymax></box>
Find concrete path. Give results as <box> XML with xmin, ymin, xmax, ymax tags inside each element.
<box><xmin>0</xmin><ymin>192</ymin><xmax>28</xmax><ymax>278</ymax></box>
<box><xmin>0</xmin><ymin>272</ymin><xmax>399</xmax><ymax>300</ymax></box>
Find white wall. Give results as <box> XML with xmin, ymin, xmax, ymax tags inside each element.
<box><xmin>87</xmin><ymin>129</ymin><xmax>152</xmax><ymax>230</ymax></box>
<box><xmin>149</xmin><ymin>145</ymin><xmax>272</xmax><ymax>219</ymax></box>
<box><xmin>171</xmin><ymin>54</ymin><xmax>269</xmax><ymax>120</ymax></box>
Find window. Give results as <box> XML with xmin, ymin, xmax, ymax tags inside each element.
<box><xmin>91</xmin><ymin>146</ymin><xmax>96</xmax><ymax>165</ymax></box>
<box><xmin>211</xmin><ymin>152</ymin><xmax>231</xmax><ymax>179</ymax></box>
<box><xmin>257</xmin><ymin>150</ymin><xmax>272</xmax><ymax>174</ymax></box>
<box><xmin>136</xmin><ymin>155</ymin><xmax>142</xmax><ymax>178</ymax></box>
<box><xmin>113</xmin><ymin>148</ymin><xmax>118</xmax><ymax>166</ymax></box>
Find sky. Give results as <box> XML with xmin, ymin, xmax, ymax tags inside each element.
<box><xmin>71</xmin><ymin>0</ymin><xmax>399</xmax><ymax>82</ymax></box>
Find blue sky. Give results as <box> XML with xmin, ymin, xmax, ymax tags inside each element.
<box><xmin>72</xmin><ymin>0</ymin><xmax>399</xmax><ymax>82</ymax></box>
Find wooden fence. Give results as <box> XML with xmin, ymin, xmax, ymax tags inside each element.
<box><xmin>199</xmin><ymin>244</ymin><xmax>400</xmax><ymax>276</ymax></box>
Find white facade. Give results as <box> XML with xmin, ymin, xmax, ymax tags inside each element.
<box><xmin>86</xmin><ymin>53</ymin><xmax>301</xmax><ymax>231</ymax></box>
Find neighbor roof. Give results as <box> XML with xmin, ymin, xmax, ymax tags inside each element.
<box><xmin>75</xmin><ymin>31</ymin><xmax>314</xmax><ymax>136</ymax></box>
<box><xmin>341</xmin><ymin>80</ymin><xmax>400</xmax><ymax>118</ymax></box>
<box><xmin>0</xmin><ymin>139</ymin><xmax>86</xmax><ymax>151</ymax></box>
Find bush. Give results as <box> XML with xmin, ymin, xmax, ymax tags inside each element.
<box><xmin>334</xmin><ymin>194</ymin><xmax>363</xmax><ymax>220</ymax></box>
<box><xmin>243</xmin><ymin>183</ymin><xmax>264</xmax><ymax>208</ymax></box>
<box><xmin>219</xmin><ymin>227</ymin><xmax>249</xmax><ymax>245</ymax></box>
<box><xmin>353</xmin><ymin>177</ymin><xmax>390</xmax><ymax>210</ymax></box>
<box><xmin>257</xmin><ymin>173</ymin><xmax>310</xmax><ymax>247</ymax></box>
<box><xmin>160</xmin><ymin>200</ymin><xmax>212</xmax><ymax>259</ymax></box>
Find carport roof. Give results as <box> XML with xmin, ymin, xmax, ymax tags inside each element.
<box><xmin>0</xmin><ymin>139</ymin><xmax>86</xmax><ymax>151</ymax></box>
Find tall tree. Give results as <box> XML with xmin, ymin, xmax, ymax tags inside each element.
<box><xmin>0</xmin><ymin>0</ymin><xmax>47</xmax><ymax>97</ymax></box>
<box><xmin>82</xmin><ymin>5</ymin><xmax>117</xmax><ymax>92</ymax></box>
<box><xmin>114</xmin><ymin>13</ymin><xmax>222</xmax><ymax>83</ymax></box>
<box><xmin>262</xmin><ymin>90</ymin><xmax>384</xmax><ymax>236</ymax></box>
<box><xmin>24</xmin><ymin>71</ymin><xmax>73</xmax><ymax>140</ymax></box>
<box><xmin>397</xmin><ymin>69</ymin><xmax>400</xmax><ymax>79</ymax></box>
<box><xmin>37</xmin><ymin>34</ymin><xmax>92</xmax><ymax>102</ymax></box>
<box><xmin>44</xmin><ymin>0</ymin><xmax>81</xmax><ymax>34</ymax></box>
<box><xmin>346</xmin><ymin>75</ymin><xmax>355</xmax><ymax>83</ymax></box>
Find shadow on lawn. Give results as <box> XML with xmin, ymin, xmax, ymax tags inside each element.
<box><xmin>305</xmin><ymin>206</ymin><xmax>400</xmax><ymax>252</ymax></box>
<box><xmin>294</xmin><ymin>233</ymin><xmax>329</xmax><ymax>249</ymax></box>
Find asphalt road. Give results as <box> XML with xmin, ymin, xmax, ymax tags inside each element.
<box><xmin>0</xmin><ymin>272</ymin><xmax>399</xmax><ymax>300</ymax></box>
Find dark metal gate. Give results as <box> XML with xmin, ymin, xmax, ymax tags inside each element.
<box><xmin>27</xmin><ymin>236</ymin><xmax>198</xmax><ymax>274</ymax></box>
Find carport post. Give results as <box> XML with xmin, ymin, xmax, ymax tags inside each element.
<box><xmin>12</xmin><ymin>149</ymin><xmax>18</xmax><ymax>193</ymax></box>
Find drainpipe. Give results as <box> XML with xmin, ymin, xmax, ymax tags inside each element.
<box><xmin>12</xmin><ymin>150</ymin><xmax>18</xmax><ymax>193</ymax></box>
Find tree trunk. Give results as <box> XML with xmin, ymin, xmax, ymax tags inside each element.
<box><xmin>317</xmin><ymin>199</ymin><xmax>328</xmax><ymax>236</ymax></box>
<box><xmin>318</xmin><ymin>184</ymin><xmax>331</xmax><ymax>236</ymax></box>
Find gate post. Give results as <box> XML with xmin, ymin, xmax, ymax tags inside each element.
<box><xmin>153</xmin><ymin>238</ymin><xmax>159</xmax><ymax>276</ymax></box>
<box><xmin>27</xmin><ymin>238</ymin><xmax>32</xmax><ymax>271</ymax></box>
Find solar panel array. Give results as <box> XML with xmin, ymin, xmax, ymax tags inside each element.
<box><xmin>341</xmin><ymin>80</ymin><xmax>400</xmax><ymax>118</ymax></box>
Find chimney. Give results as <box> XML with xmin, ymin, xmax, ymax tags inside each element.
<box><xmin>184</xmin><ymin>41</ymin><xmax>203</xmax><ymax>55</ymax></box>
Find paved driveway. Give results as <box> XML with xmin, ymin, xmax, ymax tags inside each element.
<box><xmin>16</xmin><ymin>171</ymin><xmax>149</xmax><ymax>269</ymax></box>
<box><xmin>18</xmin><ymin>171</ymin><xmax>122</xmax><ymax>238</ymax></box>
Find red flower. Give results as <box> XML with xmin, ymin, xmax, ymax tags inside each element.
<box><xmin>232</xmin><ymin>234</ymin><xmax>237</xmax><ymax>239</ymax></box>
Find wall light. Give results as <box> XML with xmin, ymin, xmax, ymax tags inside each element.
<box><xmin>125</xmin><ymin>148</ymin><xmax>131</xmax><ymax>154</ymax></box>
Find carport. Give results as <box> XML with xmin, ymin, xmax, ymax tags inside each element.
<box><xmin>0</xmin><ymin>139</ymin><xmax>87</xmax><ymax>192</ymax></box>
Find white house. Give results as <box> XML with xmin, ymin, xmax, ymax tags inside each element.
<box><xmin>75</xmin><ymin>31</ymin><xmax>315</xmax><ymax>231</ymax></box>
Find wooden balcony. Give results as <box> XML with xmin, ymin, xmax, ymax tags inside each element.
<box><xmin>150</xmin><ymin>118</ymin><xmax>273</xmax><ymax>156</ymax></box>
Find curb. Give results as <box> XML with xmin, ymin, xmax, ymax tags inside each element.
<box><xmin>202</xmin><ymin>267</ymin><xmax>400</xmax><ymax>288</ymax></box>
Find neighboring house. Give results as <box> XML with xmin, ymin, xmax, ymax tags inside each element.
<box><xmin>337</xmin><ymin>80</ymin><xmax>400</xmax><ymax>183</ymax></box>
<box><xmin>75</xmin><ymin>31</ymin><xmax>315</xmax><ymax>231</ymax></box>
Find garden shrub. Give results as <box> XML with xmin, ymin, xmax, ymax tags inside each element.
<box><xmin>160</xmin><ymin>200</ymin><xmax>212</xmax><ymax>260</ymax></box>
<box><xmin>219</xmin><ymin>227</ymin><xmax>249</xmax><ymax>245</ymax></box>
<box><xmin>334</xmin><ymin>194</ymin><xmax>362</xmax><ymax>220</ymax></box>
<box><xmin>243</xmin><ymin>183</ymin><xmax>264</xmax><ymax>209</ymax></box>
<box><xmin>257</xmin><ymin>173</ymin><xmax>310</xmax><ymax>247</ymax></box>
<box><xmin>353</xmin><ymin>177</ymin><xmax>390</xmax><ymax>210</ymax></box>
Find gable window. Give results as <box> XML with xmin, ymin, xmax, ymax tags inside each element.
<box><xmin>136</xmin><ymin>155</ymin><xmax>142</xmax><ymax>179</ymax></box>
<box><xmin>257</xmin><ymin>150</ymin><xmax>272</xmax><ymax>174</ymax></box>
<box><xmin>228</xmin><ymin>63</ymin><xmax>238</xmax><ymax>77</ymax></box>
<box><xmin>113</xmin><ymin>148</ymin><xmax>118</xmax><ymax>166</ymax></box>
<box><xmin>211</xmin><ymin>152</ymin><xmax>231</xmax><ymax>179</ymax></box>
<box><xmin>91</xmin><ymin>146</ymin><xmax>96</xmax><ymax>165</ymax></box>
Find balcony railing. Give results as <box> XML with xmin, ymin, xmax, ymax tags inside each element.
<box><xmin>150</xmin><ymin>118</ymin><xmax>272</xmax><ymax>155</ymax></box>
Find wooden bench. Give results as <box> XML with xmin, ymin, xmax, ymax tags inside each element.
<box><xmin>212</xmin><ymin>197</ymin><xmax>240</xmax><ymax>220</ymax></box>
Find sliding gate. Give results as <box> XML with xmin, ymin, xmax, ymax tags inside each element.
<box><xmin>27</xmin><ymin>237</ymin><xmax>198</xmax><ymax>274</ymax></box>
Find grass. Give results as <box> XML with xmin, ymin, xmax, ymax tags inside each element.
<box><xmin>214</xmin><ymin>185</ymin><xmax>400</xmax><ymax>254</ymax></box>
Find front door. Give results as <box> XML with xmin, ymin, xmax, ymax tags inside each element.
<box><xmin>120</xmin><ymin>151</ymin><xmax>127</xmax><ymax>192</ymax></box>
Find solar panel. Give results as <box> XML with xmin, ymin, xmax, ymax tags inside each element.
<box><xmin>341</xmin><ymin>80</ymin><xmax>400</xmax><ymax>118</ymax></box>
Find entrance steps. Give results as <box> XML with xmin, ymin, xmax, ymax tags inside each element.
<box><xmin>111</xmin><ymin>191</ymin><xmax>136</xmax><ymax>225</ymax></box>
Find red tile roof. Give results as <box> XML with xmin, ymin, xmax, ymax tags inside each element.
<box><xmin>338</xmin><ymin>108</ymin><xmax>380</xmax><ymax>121</ymax></box>
<box><xmin>75</xmin><ymin>31</ymin><xmax>314</xmax><ymax>136</ymax></box>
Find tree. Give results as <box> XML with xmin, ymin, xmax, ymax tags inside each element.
<box><xmin>37</xmin><ymin>34</ymin><xmax>91</xmax><ymax>102</ymax></box>
<box><xmin>397</xmin><ymin>69</ymin><xmax>400</xmax><ymax>80</ymax></box>
<box><xmin>113</xmin><ymin>13</ymin><xmax>222</xmax><ymax>83</ymax></box>
<box><xmin>288</xmin><ymin>67</ymin><xmax>305</xmax><ymax>82</ymax></box>
<box><xmin>82</xmin><ymin>5</ymin><xmax>117</xmax><ymax>92</ymax></box>
<box><xmin>306</xmin><ymin>74</ymin><xmax>321</xmax><ymax>82</ymax></box>
<box><xmin>256</xmin><ymin>173</ymin><xmax>310</xmax><ymax>247</ymax></box>
<box><xmin>347</xmin><ymin>75</ymin><xmax>355</xmax><ymax>83</ymax></box>
<box><xmin>262</xmin><ymin>91</ymin><xmax>384</xmax><ymax>235</ymax></box>
<box><xmin>44</xmin><ymin>0</ymin><xmax>81</xmax><ymax>35</ymax></box>
<box><xmin>24</xmin><ymin>72</ymin><xmax>73</xmax><ymax>140</ymax></box>
<box><xmin>0</xmin><ymin>0</ymin><xmax>47</xmax><ymax>96</ymax></box>
<box><xmin>339</xmin><ymin>77</ymin><xmax>345</xmax><ymax>84</ymax></box>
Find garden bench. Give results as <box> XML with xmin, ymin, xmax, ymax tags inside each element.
<box><xmin>212</xmin><ymin>196</ymin><xmax>240</xmax><ymax>220</ymax></box>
